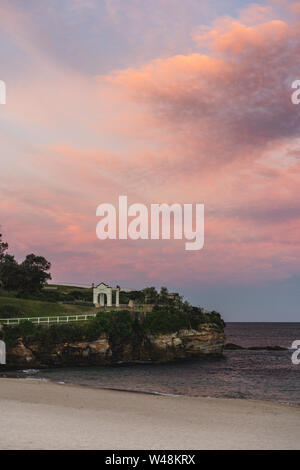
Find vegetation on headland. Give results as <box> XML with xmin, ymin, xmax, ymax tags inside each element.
<box><xmin>1</xmin><ymin>307</ymin><xmax>225</xmax><ymax>347</ymax></box>
<box><xmin>142</xmin><ymin>305</ymin><xmax>224</xmax><ymax>334</ymax></box>
<box><xmin>0</xmin><ymin>233</ymin><xmax>225</xmax><ymax>349</ymax></box>
<box><xmin>0</xmin><ymin>295</ymin><xmax>95</xmax><ymax>318</ymax></box>
<box><xmin>0</xmin><ymin>234</ymin><xmax>95</xmax><ymax>316</ymax></box>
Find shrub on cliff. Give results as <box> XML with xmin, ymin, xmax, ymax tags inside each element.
<box><xmin>201</xmin><ymin>311</ymin><xmax>225</xmax><ymax>330</ymax></box>
<box><xmin>96</xmin><ymin>310</ymin><xmax>136</xmax><ymax>341</ymax></box>
<box><xmin>188</xmin><ymin>308</ymin><xmax>225</xmax><ymax>331</ymax></box>
<box><xmin>142</xmin><ymin>307</ymin><xmax>190</xmax><ymax>335</ymax></box>
<box><xmin>34</xmin><ymin>324</ymin><xmax>87</xmax><ymax>343</ymax></box>
<box><xmin>142</xmin><ymin>306</ymin><xmax>225</xmax><ymax>335</ymax></box>
<box><xmin>1</xmin><ymin>307</ymin><xmax>225</xmax><ymax>347</ymax></box>
<box><xmin>2</xmin><ymin>320</ymin><xmax>36</xmax><ymax>346</ymax></box>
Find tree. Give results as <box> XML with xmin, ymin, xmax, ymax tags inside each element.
<box><xmin>0</xmin><ymin>233</ymin><xmax>8</xmax><ymax>260</ymax></box>
<box><xmin>0</xmin><ymin>233</ymin><xmax>52</xmax><ymax>294</ymax></box>
<box><xmin>159</xmin><ymin>286</ymin><xmax>169</xmax><ymax>305</ymax></box>
<box><xmin>0</xmin><ymin>254</ymin><xmax>20</xmax><ymax>290</ymax></box>
<box><xmin>19</xmin><ymin>254</ymin><xmax>51</xmax><ymax>294</ymax></box>
<box><xmin>0</xmin><ymin>233</ymin><xmax>10</xmax><ymax>287</ymax></box>
<box><xmin>142</xmin><ymin>287</ymin><xmax>158</xmax><ymax>304</ymax></box>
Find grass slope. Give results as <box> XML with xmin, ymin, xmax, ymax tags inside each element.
<box><xmin>0</xmin><ymin>296</ymin><xmax>94</xmax><ymax>319</ymax></box>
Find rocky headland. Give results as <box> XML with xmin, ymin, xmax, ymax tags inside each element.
<box><xmin>4</xmin><ymin>323</ymin><xmax>225</xmax><ymax>369</ymax></box>
<box><xmin>0</xmin><ymin>309</ymin><xmax>226</xmax><ymax>369</ymax></box>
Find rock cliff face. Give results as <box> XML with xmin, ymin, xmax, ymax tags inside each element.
<box><xmin>5</xmin><ymin>324</ymin><xmax>225</xmax><ymax>369</ymax></box>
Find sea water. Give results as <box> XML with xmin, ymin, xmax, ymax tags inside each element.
<box><xmin>11</xmin><ymin>323</ymin><xmax>300</xmax><ymax>406</ymax></box>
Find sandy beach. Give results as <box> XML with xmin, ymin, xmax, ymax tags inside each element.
<box><xmin>0</xmin><ymin>378</ymin><xmax>299</xmax><ymax>450</ymax></box>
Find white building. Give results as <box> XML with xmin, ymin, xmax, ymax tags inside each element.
<box><xmin>93</xmin><ymin>282</ymin><xmax>120</xmax><ymax>307</ymax></box>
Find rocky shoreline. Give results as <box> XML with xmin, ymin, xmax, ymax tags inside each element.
<box><xmin>224</xmin><ymin>343</ymin><xmax>288</xmax><ymax>351</ymax></box>
<box><xmin>2</xmin><ymin>323</ymin><xmax>225</xmax><ymax>370</ymax></box>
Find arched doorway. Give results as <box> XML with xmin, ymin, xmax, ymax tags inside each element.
<box><xmin>93</xmin><ymin>282</ymin><xmax>120</xmax><ymax>307</ymax></box>
<box><xmin>98</xmin><ymin>292</ymin><xmax>109</xmax><ymax>306</ymax></box>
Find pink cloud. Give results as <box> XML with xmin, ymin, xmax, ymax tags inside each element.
<box><xmin>1</xmin><ymin>0</ymin><xmax>300</xmax><ymax>288</ymax></box>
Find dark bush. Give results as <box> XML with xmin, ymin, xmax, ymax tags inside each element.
<box><xmin>142</xmin><ymin>307</ymin><xmax>190</xmax><ymax>335</ymax></box>
<box><xmin>2</xmin><ymin>320</ymin><xmax>36</xmax><ymax>346</ymax></box>
<box><xmin>64</xmin><ymin>290</ymin><xmax>92</xmax><ymax>302</ymax></box>
<box><xmin>0</xmin><ymin>304</ymin><xmax>22</xmax><ymax>318</ymax></box>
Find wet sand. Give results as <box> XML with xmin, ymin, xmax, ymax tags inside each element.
<box><xmin>0</xmin><ymin>378</ymin><xmax>299</xmax><ymax>450</ymax></box>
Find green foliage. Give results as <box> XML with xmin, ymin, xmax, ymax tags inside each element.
<box><xmin>0</xmin><ymin>296</ymin><xmax>63</xmax><ymax>317</ymax></box>
<box><xmin>34</xmin><ymin>323</ymin><xmax>90</xmax><ymax>344</ymax></box>
<box><xmin>26</xmin><ymin>290</ymin><xmax>65</xmax><ymax>302</ymax></box>
<box><xmin>207</xmin><ymin>311</ymin><xmax>226</xmax><ymax>330</ymax></box>
<box><xmin>143</xmin><ymin>305</ymin><xmax>225</xmax><ymax>335</ymax></box>
<box><xmin>19</xmin><ymin>320</ymin><xmax>37</xmax><ymax>336</ymax></box>
<box><xmin>121</xmin><ymin>290</ymin><xmax>145</xmax><ymax>304</ymax></box>
<box><xmin>96</xmin><ymin>310</ymin><xmax>136</xmax><ymax>340</ymax></box>
<box><xmin>18</xmin><ymin>254</ymin><xmax>51</xmax><ymax>294</ymax></box>
<box><xmin>159</xmin><ymin>286</ymin><xmax>169</xmax><ymax>305</ymax></box>
<box><xmin>189</xmin><ymin>308</ymin><xmax>225</xmax><ymax>330</ymax></box>
<box><xmin>2</xmin><ymin>320</ymin><xmax>37</xmax><ymax>346</ymax></box>
<box><xmin>142</xmin><ymin>307</ymin><xmax>190</xmax><ymax>334</ymax></box>
<box><xmin>0</xmin><ymin>254</ymin><xmax>20</xmax><ymax>291</ymax></box>
<box><xmin>13</xmin><ymin>287</ymin><xmax>93</xmax><ymax>304</ymax></box>
<box><xmin>50</xmin><ymin>284</ymin><xmax>92</xmax><ymax>295</ymax></box>
<box><xmin>0</xmin><ymin>297</ymin><xmax>225</xmax><ymax>353</ymax></box>
<box><xmin>142</xmin><ymin>287</ymin><xmax>158</xmax><ymax>304</ymax></box>
<box><xmin>0</xmin><ymin>304</ymin><xmax>22</xmax><ymax>318</ymax></box>
<box><xmin>0</xmin><ymin>289</ymin><xmax>18</xmax><ymax>298</ymax></box>
<box><xmin>0</xmin><ymin>233</ymin><xmax>8</xmax><ymax>259</ymax></box>
<box><xmin>0</xmin><ymin>234</ymin><xmax>52</xmax><ymax>294</ymax></box>
<box><xmin>81</xmin><ymin>317</ymin><xmax>107</xmax><ymax>339</ymax></box>
<box><xmin>108</xmin><ymin>310</ymin><xmax>136</xmax><ymax>340</ymax></box>
<box><xmin>64</xmin><ymin>290</ymin><xmax>92</xmax><ymax>302</ymax></box>
<box><xmin>0</xmin><ymin>295</ymin><xmax>94</xmax><ymax>318</ymax></box>
<box><xmin>1</xmin><ymin>310</ymin><xmax>137</xmax><ymax>346</ymax></box>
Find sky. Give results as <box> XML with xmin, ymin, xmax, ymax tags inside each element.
<box><xmin>0</xmin><ymin>0</ymin><xmax>300</xmax><ymax>321</ymax></box>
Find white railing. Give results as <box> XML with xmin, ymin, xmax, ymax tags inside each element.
<box><xmin>0</xmin><ymin>313</ymin><xmax>97</xmax><ymax>326</ymax></box>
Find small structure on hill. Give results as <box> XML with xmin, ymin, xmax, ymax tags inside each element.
<box><xmin>93</xmin><ymin>282</ymin><xmax>120</xmax><ymax>307</ymax></box>
<box><xmin>167</xmin><ymin>292</ymin><xmax>180</xmax><ymax>304</ymax></box>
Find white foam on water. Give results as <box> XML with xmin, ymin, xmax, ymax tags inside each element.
<box><xmin>152</xmin><ymin>391</ymin><xmax>183</xmax><ymax>397</ymax></box>
<box><xmin>24</xmin><ymin>377</ymin><xmax>49</xmax><ymax>382</ymax></box>
<box><xmin>22</xmin><ymin>369</ymin><xmax>40</xmax><ymax>374</ymax></box>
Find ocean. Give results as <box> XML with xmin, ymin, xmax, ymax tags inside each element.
<box><xmin>18</xmin><ymin>323</ymin><xmax>300</xmax><ymax>406</ymax></box>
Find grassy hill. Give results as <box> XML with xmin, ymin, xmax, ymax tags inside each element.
<box><xmin>48</xmin><ymin>284</ymin><xmax>92</xmax><ymax>294</ymax></box>
<box><xmin>0</xmin><ymin>285</ymin><xmax>95</xmax><ymax>319</ymax></box>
